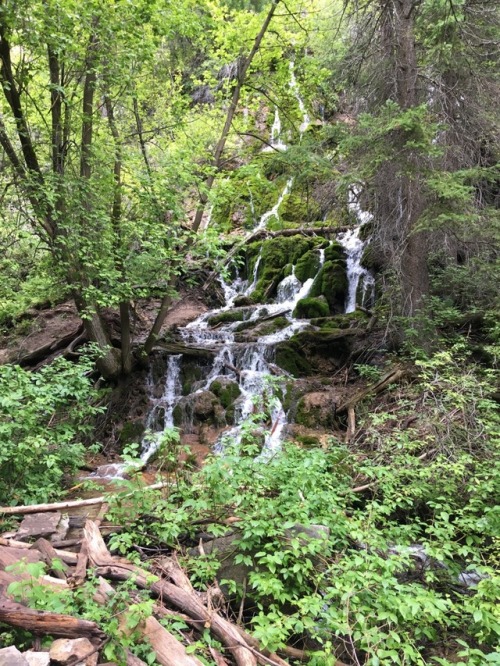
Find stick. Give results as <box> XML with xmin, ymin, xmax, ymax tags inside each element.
<box><xmin>0</xmin><ymin>482</ymin><xmax>168</xmax><ymax>515</ymax></box>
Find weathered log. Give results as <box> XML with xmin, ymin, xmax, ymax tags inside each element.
<box><xmin>153</xmin><ymin>341</ymin><xmax>216</xmax><ymax>357</ymax></box>
<box><xmin>83</xmin><ymin>521</ymin><xmax>260</xmax><ymax>666</ymax></box>
<box><xmin>0</xmin><ymin>538</ymin><xmax>78</xmax><ymax>565</ymax></box>
<box><xmin>17</xmin><ymin>323</ymin><xmax>84</xmax><ymax>367</ymax></box>
<box><xmin>30</xmin><ymin>538</ymin><xmax>68</xmax><ymax>580</ymax></box>
<box><xmin>94</xmin><ymin>576</ymin><xmax>204</xmax><ymax>666</ymax></box>
<box><xmin>142</xmin><ymin>616</ymin><xmax>205</xmax><ymax>666</ymax></box>
<box><xmin>0</xmin><ymin>596</ymin><xmax>105</xmax><ymax>640</ymax></box>
<box><xmin>0</xmin><ymin>482</ymin><xmax>168</xmax><ymax>515</ymax></box>
<box><xmin>69</xmin><ymin>538</ymin><xmax>89</xmax><ymax>588</ymax></box>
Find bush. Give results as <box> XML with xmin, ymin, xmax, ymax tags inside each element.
<box><xmin>0</xmin><ymin>352</ymin><xmax>104</xmax><ymax>505</ymax></box>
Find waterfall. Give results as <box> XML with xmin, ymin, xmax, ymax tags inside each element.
<box><xmin>140</xmin><ymin>354</ymin><xmax>183</xmax><ymax>463</ymax></box>
<box><xmin>289</xmin><ymin>61</ymin><xmax>310</xmax><ymax>137</ymax></box>
<box><xmin>338</xmin><ymin>189</ymin><xmax>375</xmax><ymax>313</ymax></box>
<box><xmin>142</xmin><ymin>247</ymin><xmax>326</xmax><ymax>458</ymax></box>
<box><xmin>256</xmin><ymin>177</ymin><xmax>293</xmax><ymax>230</ymax></box>
<box><xmin>263</xmin><ymin>108</ymin><xmax>288</xmax><ymax>153</ymax></box>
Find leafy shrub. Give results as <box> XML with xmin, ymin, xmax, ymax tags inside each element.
<box><xmin>0</xmin><ymin>352</ymin><xmax>104</xmax><ymax>505</ymax></box>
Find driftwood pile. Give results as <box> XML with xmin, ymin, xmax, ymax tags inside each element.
<box><xmin>0</xmin><ymin>503</ymin><xmax>348</xmax><ymax>666</ymax></box>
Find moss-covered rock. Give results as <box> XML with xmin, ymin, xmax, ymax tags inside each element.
<box><xmin>295</xmin><ymin>392</ymin><xmax>337</xmax><ymax>428</ymax></box>
<box><xmin>119</xmin><ymin>421</ymin><xmax>145</xmax><ymax>445</ymax></box>
<box><xmin>181</xmin><ymin>360</ymin><xmax>206</xmax><ymax>395</ymax></box>
<box><xmin>295</xmin><ymin>249</ymin><xmax>321</xmax><ymax>283</ymax></box>
<box><xmin>209</xmin><ymin>377</ymin><xmax>241</xmax><ymax>409</ymax></box>
<box><xmin>233</xmin><ymin>295</ymin><xmax>254</xmax><ymax>307</ymax></box>
<box><xmin>249</xmin><ymin>235</ymin><xmax>324</xmax><ymax>303</ymax></box>
<box><xmin>207</xmin><ymin>309</ymin><xmax>247</xmax><ymax>327</ymax></box>
<box><xmin>293</xmin><ymin>329</ymin><xmax>354</xmax><ymax>364</ymax></box>
<box><xmin>311</xmin><ymin>311</ymin><xmax>367</xmax><ymax>330</ymax></box>
<box><xmin>173</xmin><ymin>391</ymin><xmax>222</xmax><ymax>428</ymax></box>
<box><xmin>275</xmin><ymin>339</ymin><xmax>312</xmax><ymax>377</ymax></box>
<box><xmin>293</xmin><ymin>296</ymin><xmax>329</xmax><ymax>319</ymax></box>
<box><xmin>295</xmin><ymin>434</ymin><xmax>321</xmax><ymax>448</ymax></box>
<box><xmin>309</xmin><ymin>258</ymin><xmax>347</xmax><ymax>314</ymax></box>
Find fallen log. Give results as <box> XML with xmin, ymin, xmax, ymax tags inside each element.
<box><xmin>0</xmin><ymin>481</ymin><xmax>168</xmax><ymax>515</ymax></box>
<box><xmin>153</xmin><ymin>341</ymin><xmax>216</xmax><ymax>357</ymax></box>
<box><xmin>0</xmin><ymin>596</ymin><xmax>105</xmax><ymax>640</ymax></box>
<box><xmin>30</xmin><ymin>538</ymin><xmax>69</xmax><ymax>580</ymax></box>
<box><xmin>95</xmin><ymin>576</ymin><xmax>204</xmax><ymax>666</ymax></box>
<box><xmin>83</xmin><ymin>521</ymin><xmax>263</xmax><ymax>666</ymax></box>
<box><xmin>0</xmin><ymin>538</ymin><xmax>78</xmax><ymax>565</ymax></box>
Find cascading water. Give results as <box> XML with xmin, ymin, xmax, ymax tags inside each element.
<box><xmin>338</xmin><ymin>189</ymin><xmax>375</xmax><ymax>313</ymax></box>
<box><xmin>141</xmin><ymin>354</ymin><xmax>182</xmax><ymax>463</ymax></box>
<box><xmin>141</xmin><ymin>246</ymin><xmax>326</xmax><ymax>458</ymax></box>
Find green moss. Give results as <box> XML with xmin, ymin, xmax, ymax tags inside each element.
<box><xmin>207</xmin><ymin>309</ymin><xmax>246</xmax><ymax>326</ymax></box>
<box><xmin>295</xmin><ymin>435</ymin><xmax>321</xmax><ymax>448</ymax></box>
<box><xmin>293</xmin><ymin>297</ymin><xmax>330</xmax><ymax>319</ymax></box>
<box><xmin>293</xmin><ymin>329</ymin><xmax>353</xmax><ymax>361</ymax></box>
<box><xmin>324</xmin><ymin>241</ymin><xmax>345</xmax><ymax>263</ymax></box>
<box><xmin>119</xmin><ymin>421</ymin><xmax>145</xmax><ymax>445</ymax></box>
<box><xmin>275</xmin><ymin>340</ymin><xmax>312</xmax><ymax>377</ymax></box>
<box><xmin>312</xmin><ymin>311</ymin><xmax>367</xmax><ymax>330</ymax></box>
<box><xmin>295</xmin><ymin>249</ymin><xmax>320</xmax><ymax>283</ymax></box>
<box><xmin>257</xmin><ymin>316</ymin><xmax>289</xmax><ymax>336</ymax></box>
<box><xmin>209</xmin><ymin>378</ymin><xmax>241</xmax><ymax>409</ymax></box>
<box><xmin>309</xmin><ymin>259</ymin><xmax>347</xmax><ymax>314</ymax></box>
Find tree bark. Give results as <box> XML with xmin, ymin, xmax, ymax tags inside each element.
<box><xmin>0</xmin><ymin>597</ymin><xmax>106</xmax><ymax>641</ymax></box>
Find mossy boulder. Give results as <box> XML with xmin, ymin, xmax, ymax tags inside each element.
<box><xmin>309</xmin><ymin>257</ymin><xmax>347</xmax><ymax>314</ymax></box>
<box><xmin>293</xmin><ymin>329</ymin><xmax>355</xmax><ymax>364</ymax></box>
<box><xmin>295</xmin><ymin>249</ymin><xmax>321</xmax><ymax>283</ymax></box>
<box><xmin>207</xmin><ymin>309</ymin><xmax>247</xmax><ymax>327</ymax></box>
<box><xmin>209</xmin><ymin>377</ymin><xmax>241</xmax><ymax>409</ymax></box>
<box><xmin>248</xmin><ymin>235</ymin><xmax>324</xmax><ymax>303</ymax></box>
<box><xmin>311</xmin><ymin>311</ymin><xmax>367</xmax><ymax>330</ymax></box>
<box><xmin>233</xmin><ymin>295</ymin><xmax>254</xmax><ymax>307</ymax></box>
<box><xmin>295</xmin><ymin>392</ymin><xmax>337</xmax><ymax>428</ymax></box>
<box><xmin>119</xmin><ymin>421</ymin><xmax>145</xmax><ymax>445</ymax></box>
<box><xmin>173</xmin><ymin>390</ymin><xmax>223</xmax><ymax>428</ymax></box>
<box><xmin>275</xmin><ymin>339</ymin><xmax>312</xmax><ymax>377</ymax></box>
<box><xmin>293</xmin><ymin>296</ymin><xmax>329</xmax><ymax>319</ymax></box>
<box><xmin>295</xmin><ymin>434</ymin><xmax>321</xmax><ymax>448</ymax></box>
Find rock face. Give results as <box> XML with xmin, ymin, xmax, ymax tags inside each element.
<box><xmin>0</xmin><ymin>646</ymin><xmax>29</xmax><ymax>666</ymax></box>
<box><xmin>49</xmin><ymin>638</ymin><xmax>97</xmax><ymax>666</ymax></box>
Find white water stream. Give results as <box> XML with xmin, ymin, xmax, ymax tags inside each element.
<box><xmin>338</xmin><ymin>189</ymin><xmax>375</xmax><ymax>313</ymax></box>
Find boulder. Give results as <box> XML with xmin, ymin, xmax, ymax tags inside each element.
<box><xmin>295</xmin><ymin>391</ymin><xmax>338</xmax><ymax>428</ymax></box>
<box><xmin>209</xmin><ymin>377</ymin><xmax>241</xmax><ymax>408</ymax></box>
<box><xmin>173</xmin><ymin>391</ymin><xmax>222</xmax><ymax>428</ymax></box>
<box><xmin>293</xmin><ymin>296</ymin><xmax>329</xmax><ymax>319</ymax></box>
<box><xmin>16</xmin><ymin>512</ymin><xmax>62</xmax><ymax>542</ymax></box>
<box><xmin>0</xmin><ymin>646</ymin><xmax>29</xmax><ymax>666</ymax></box>
<box><xmin>49</xmin><ymin>638</ymin><xmax>97</xmax><ymax>666</ymax></box>
<box><xmin>23</xmin><ymin>653</ymin><xmax>50</xmax><ymax>666</ymax></box>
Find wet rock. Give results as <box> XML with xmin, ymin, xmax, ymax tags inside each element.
<box><xmin>173</xmin><ymin>391</ymin><xmax>221</xmax><ymax>428</ymax></box>
<box><xmin>207</xmin><ymin>309</ymin><xmax>249</xmax><ymax>327</ymax></box>
<box><xmin>293</xmin><ymin>296</ymin><xmax>329</xmax><ymax>319</ymax></box>
<box><xmin>16</xmin><ymin>512</ymin><xmax>61</xmax><ymax>541</ymax></box>
<box><xmin>0</xmin><ymin>646</ymin><xmax>29</xmax><ymax>666</ymax></box>
<box><xmin>209</xmin><ymin>377</ymin><xmax>241</xmax><ymax>408</ymax></box>
<box><xmin>275</xmin><ymin>339</ymin><xmax>312</xmax><ymax>377</ymax></box>
<box><xmin>49</xmin><ymin>638</ymin><xmax>97</xmax><ymax>666</ymax></box>
<box><xmin>233</xmin><ymin>295</ymin><xmax>254</xmax><ymax>307</ymax></box>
